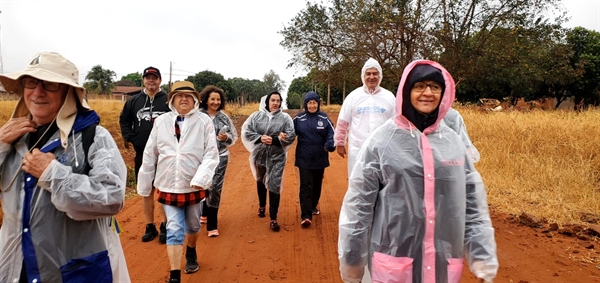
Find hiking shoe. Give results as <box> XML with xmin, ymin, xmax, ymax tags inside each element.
<box><xmin>200</xmin><ymin>216</ymin><xmax>207</xmax><ymax>224</ymax></box>
<box><xmin>301</xmin><ymin>218</ymin><xmax>312</xmax><ymax>228</ymax></box>
<box><xmin>158</xmin><ymin>222</ymin><xmax>167</xmax><ymax>244</ymax></box>
<box><xmin>312</xmin><ymin>208</ymin><xmax>320</xmax><ymax>215</ymax></box>
<box><xmin>258</xmin><ymin>207</ymin><xmax>266</xmax><ymax>218</ymax></box>
<box><xmin>270</xmin><ymin>220</ymin><xmax>280</xmax><ymax>231</ymax></box>
<box><xmin>185</xmin><ymin>246</ymin><xmax>199</xmax><ymax>274</ymax></box>
<box><xmin>208</xmin><ymin>230</ymin><xmax>219</xmax><ymax>237</ymax></box>
<box><xmin>141</xmin><ymin>224</ymin><xmax>158</xmax><ymax>242</ymax></box>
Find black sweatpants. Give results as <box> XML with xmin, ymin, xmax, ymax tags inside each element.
<box><xmin>202</xmin><ymin>204</ymin><xmax>219</xmax><ymax>231</ymax></box>
<box><xmin>257</xmin><ymin>181</ymin><xmax>281</xmax><ymax>221</ymax></box>
<box><xmin>298</xmin><ymin>167</ymin><xmax>324</xmax><ymax>220</ymax></box>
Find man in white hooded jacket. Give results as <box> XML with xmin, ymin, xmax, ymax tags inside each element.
<box><xmin>334</xmin><ymin>58</ymin><xmax>396</xmax><ymax>175</ymax></box>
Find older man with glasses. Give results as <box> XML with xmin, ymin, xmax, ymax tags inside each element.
<box><xmin>0</xmin><ymin>52</ymin><xmax>130</xmax><ymax>282</ymax></box>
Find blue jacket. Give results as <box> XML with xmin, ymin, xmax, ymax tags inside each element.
<box><xmin>293</xmin><ymin>91</ymin><xmax>335</xmax><ymax>169</ymax></box>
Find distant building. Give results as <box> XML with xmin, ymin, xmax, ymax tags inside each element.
<box><xmin>112</xmin><ymin>86</ymin><xmax>143</xmax><ymax>102</ymax></box>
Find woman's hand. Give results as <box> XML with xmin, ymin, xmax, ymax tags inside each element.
<box><xmin>278</xmin><ymin>132</ymin><xmax>287</xmax><ymax>140</ymax></box>
<box><xmin>260</xmin><ymin>135</ymin><xmax>272</xmax><ymax>145</ymax></box>
<box><xmin>217</xmin><ymin>133</ymin><xmax>227</xmax><ymax>141</ymax></box>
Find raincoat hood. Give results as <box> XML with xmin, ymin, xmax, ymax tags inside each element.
<box><xmin>361</xmin><ymin>58</ymin><xmax>383</xmax><ymax>92</ymax></box>
<box><xmin>303</xmin><ymin>91</ymin><xmax>321</xmax><ymax>113</ymax></box>
<box><xmin>263</xmin><ymin>91</ymin><xmax>283</xmax><ymax>113</ymax></box>
<box><xmin>394</xmin><ymin>60</ymin><xmax>455</xmax><ymax>134</ymax></box>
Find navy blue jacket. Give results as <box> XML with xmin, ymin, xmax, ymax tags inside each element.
<box><xmin>293</xmin><ymin>92</ymin><xmax>336</xmax><ymax>169</ymax></box>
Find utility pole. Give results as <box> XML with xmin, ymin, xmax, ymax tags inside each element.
<box><xmin>169</xmin><ymin>61</ymin><xmax>173</xmax><ymax>92</ymax></box>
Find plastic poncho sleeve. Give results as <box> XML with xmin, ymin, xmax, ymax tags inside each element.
<box><xmin>190</xmin><ymin>121</ymin><xmax>219</xmax><ymax>190</ymax></box>
<box><xmin>279</xmin><ymin>114</ymin><xmax>296</xmax><ymax>149</ymax></box>
<box><xmin>334</xmin><ymin>95</ymin><xmax>353</xmax><ymax>147</ymax></box>
<box><xmin>463</xmin><ymin>158</ymin><xmax>499</xmax><ymax>282</ymax></box>
<box><xmin>0</xmin><ymin>141</ymin><xmax>12</xmax><ymax>199</ymax></box>
<box><xmin>221</xmin><ymin>113</ymin><xmax>238</xmax><ymax>148</ymax></box>
<box><xmin>241</xmin><ymin>112</ymin><xmax>262</xmax><ymax>151</ymax></box>
<box><xmin>444</xmin><ymin>110</ymin><xmax>481</xmax><ymax>163</ymax></box>
<box><xmin>338</xmin><ymin>142</ymin><xmax>381</xmax><ymax>283</ymax></box>
<box><xmin>137</xmin><ymin>119</ymin><xmax>160</xmax><ymax>197</ymax></box>
<box><xmin>36</xmin><ymin>126</ymin><xmax>126</xmax><ymax>221</ymax></box>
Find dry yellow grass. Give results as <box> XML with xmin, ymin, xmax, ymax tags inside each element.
<box><xmin>1</xmin><ymin>100</ymin><xmax>599</xmax><ymax>225</ymax></box>
<box><xmin>456</xmin><ymin>105</ymin><xmax>600</xmax><ymax>224</ymax></box>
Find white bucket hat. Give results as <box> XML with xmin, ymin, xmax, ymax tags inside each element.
<box><xmin>0</xmin><ymin>52</ymin><xmax>92</xmax><ymax>148</ymax></box>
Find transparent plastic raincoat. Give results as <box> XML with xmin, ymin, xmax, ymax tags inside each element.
<box><xmin>334</xmin><ymin>58</ymin><xmax>396</xmax><ymax>173</ymax></box>
<box><xmin>338</xmin><ymin>60</ymin><xmax>498</xmax><ymax>283</ymax></box>
<box><xmin>442</xmin><ymin>108</ymin><xmax>481</xmax><ymax>163</ymax></box>
<box><xmin>0</xmin><ymin>112</ymin><xmax>130</xmax><ymax>283</ymax></box>
<box><xmin>241</xmin><ymin>95</ymin><xmax>296</xmax><ymax>193</ymax></box>
<box><xmin>200</xmin><ymin>109</ymin><xmax>238</xmax><ymax>208</ymax></box>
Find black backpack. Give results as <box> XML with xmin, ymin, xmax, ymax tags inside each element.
<box><xmin>81</xmin><ymin>124</ymin><xmax>97</xmax><ymax>174</ymax></box>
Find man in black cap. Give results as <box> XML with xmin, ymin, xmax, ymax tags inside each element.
<box><xmin>119</xmin><ymin>66</ymin><xmax>171</xmax><ymax>243</ymax></box>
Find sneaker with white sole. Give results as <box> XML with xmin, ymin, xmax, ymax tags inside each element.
<box><xmin>301</xmin><ymin>218</ymin><xmax>312</xmax><ymax>228</ymax></box>
<box><xmin>208</xmin><ymin>230</ymin><xmax>219</xmax><ymax>237</ymax></box>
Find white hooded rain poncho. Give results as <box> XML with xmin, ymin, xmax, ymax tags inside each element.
<box><xmin>334</xmin><ymin>58</ymin><xmax>396</xmax><ymax>174</ymax></box>
<box><xmin>338</xmin><ymin>60</ymin><xmax>498</xmax><ymax>283</ymax></box>
<box><xmin>241</xmin><ymin>93</ymin><xmax>296</xmax><ymax>193</ymax></box>
<box><xmin>137</xmin><ymin>87</ymin><xmax>219</xmax><ymax>197</ymax></box>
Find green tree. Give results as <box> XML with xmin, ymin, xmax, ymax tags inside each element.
<box><xmin>186</xmin><ymin>70</ymin><xmax>237</xmax><ymax>102</ymax></box>
<box><xmin>263</xmin><ymin>70</ymin><xmax>286</xmax><ymax>92</ymax></box>
<box><xmin>565</xmin><ymin>27</ymin><xmax>600</xmax><ymax>108</ymax></box>
<box><xmin>84</xmin><ymin>65</ymin><xmax>117</xmax><ymax>95</ymax></box>
<box><xmin>228</xmin><ymin>78</ymin><xmax>269</xmax><ymax>104</ymax></box>
<box><xmin>121</xmin><ymin>72</ymin><xmax>142</xmax><ymax>86</ymax></box>
<box><xmin>281</xmin><ymin>0</ymin><xmax>566</xmax><ymax>104</ymax></box>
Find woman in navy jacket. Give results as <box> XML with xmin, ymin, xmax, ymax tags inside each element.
<box><xmin>293</xmin><ymin>91</ymin><xmax>336</xmax><ymax>227</ymax></box>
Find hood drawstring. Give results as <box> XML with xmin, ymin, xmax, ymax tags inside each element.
<box><xmin>71</xmin><ymin>129</ymin><xmax>79</xmax><ymax>167</ymax></box>
<box><xmin>409</xmin><ymin>123</ymin><xmax>416</xmax><ymax>138</ymax></box>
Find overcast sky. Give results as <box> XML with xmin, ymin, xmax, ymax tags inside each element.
<box><xmin>0</xmin><ymin>0</ymin><xmax>598</xmax><ymax>97</ymax></box>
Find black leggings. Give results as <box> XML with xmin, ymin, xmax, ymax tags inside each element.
<box><xmin>257</xmin><ymin>181</ymin><xmax>281</xmax><ymax>221</ymax></box>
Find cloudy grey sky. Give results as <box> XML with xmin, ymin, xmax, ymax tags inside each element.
<box><xmin>0</xmin><ymin>0</ymin><xmax>598</xmax><ymax>96</ymax></box>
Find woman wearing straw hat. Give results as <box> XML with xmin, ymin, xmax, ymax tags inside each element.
<box><xmin>137</xmin><ymin>81</ymin><xmax>219</xmax><ymax>283</ymax></box>
<box><xmin>0</xmin><ymin>52</ymin><xmax>130</xmax><ymax>282</ymax></box>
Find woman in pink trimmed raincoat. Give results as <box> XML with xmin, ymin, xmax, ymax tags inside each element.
<box><xmin>338</xmin><ymin>60</ymin><xmax>498</xmax><ymax>283</ymax></box>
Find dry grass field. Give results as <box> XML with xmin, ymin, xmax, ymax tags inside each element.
<box><xmin>0</xmin><ymin>100</ymin><xmax>599</xmax><ymax>225</ymax></box>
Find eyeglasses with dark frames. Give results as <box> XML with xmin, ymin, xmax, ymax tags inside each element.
<box><xmin>19</xmin><ymin>76</ymin><xmax>61</xmax><ymax>92</ymax></box>
<box><xmin>412</xmin><ymin>82</ymin><xmax>442</xmax><ymax>94</ymax></box>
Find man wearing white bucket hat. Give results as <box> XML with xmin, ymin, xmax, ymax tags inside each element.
<box><xmin>0</xmin><ymin>52</ymin><xmax>130</xmax><ymax>282</ymax></box>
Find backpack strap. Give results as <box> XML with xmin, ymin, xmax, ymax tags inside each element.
<box><xmin>81</xmin><ymin>124</ymin><xmax>97</xmax><ymax>173</ymax></box>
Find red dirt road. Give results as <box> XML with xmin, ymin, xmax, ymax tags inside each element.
<box><xmin>118</xmin><ymin>113</ymin><xmax>600</xmax><ymax>283</ymax></box>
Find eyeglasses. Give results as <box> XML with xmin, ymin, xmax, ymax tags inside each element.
<box><xmin>412</xmin><ymin>82</ymin><xmax>442</xmax><ymax>94</ymax></box>
<box><xmin>19</xmin><ymin>76</ymin><xmax>61</xmax><ymax>92</ymax></box>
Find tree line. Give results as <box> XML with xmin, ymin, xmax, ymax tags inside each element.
<box><xmin>84</xmin><ymin>67</ymin><xmax>286</xmax><ymax>105</ymax></box>
<box><xmin>281</xmin><ymin>0</ymin><xmax>600</xmax><ymax>110</ymax></box>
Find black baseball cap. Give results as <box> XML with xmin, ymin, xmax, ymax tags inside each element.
<box><xmin>143</xmin><ymin>66</ymin><xmax>161</xmax><ymax>79</ymax></box>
